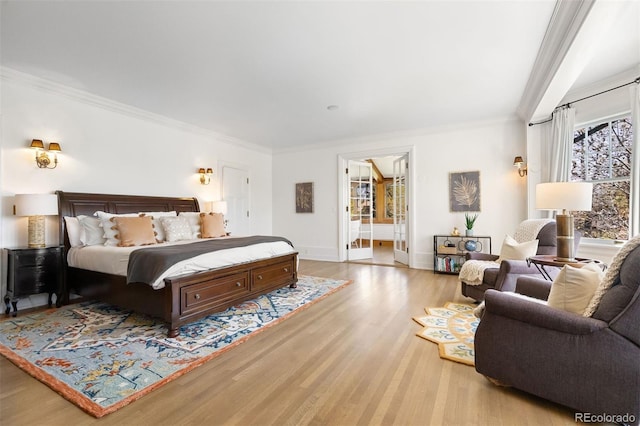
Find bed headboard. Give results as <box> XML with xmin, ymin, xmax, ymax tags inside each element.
<box><xmin>56</xmin><ymin>190</ymin><xmax>200</xmax><ymax>249</ymax></box>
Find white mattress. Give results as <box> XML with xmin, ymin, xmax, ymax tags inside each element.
<box><xmin>67</xmin><ymin>238</ymin><xmax>296</xmax><ymax>290</ymax></box>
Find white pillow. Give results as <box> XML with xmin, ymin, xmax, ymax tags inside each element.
<box><xmin>138</xmin><ymin>211</ymin><xmax>177</xmax><ymax>242</ymax></box>
<box><xmin>95</xmin><ymin>211</ymin><xmax>138</xmax><ymax>246</ymax></box>
<box><xmin>160</xmin><ymin>216</ymin><xmax>193</xmax><ymax>242</ymax></box>
<box><xmin>498</xmin><ymin>235</ymin><xmax>539</xmax><ymax>261</ymax></box>
<box><xmin>78</xmin><ymin>215</ymin><xmax>106</xmax><ymax>246</ymax></box>
<box><xmin>178</xmin><ymin>212</ymin><xmax>201</xmax><ymax>238</ymax></box>
<box><xmin>547</xmin><ymin>263</ymin><xmax>604</xmax><ymax>315</ymax></box>
<box><xmin>64</xmin><ymin>216</ymin><xmax>83</xmax><ymax>247</ymax></box>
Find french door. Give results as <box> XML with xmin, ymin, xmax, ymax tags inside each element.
<box><xmin>393</xmin><ymin>154</ymin><xmax>408</xmax><ymax>264</ymax></box>
<box><xmin>347</xmin><ymin>160</ymin><xmax>373</xmax><ymax>260</ymax></box>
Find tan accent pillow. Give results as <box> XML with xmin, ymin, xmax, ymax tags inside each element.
<box><xmin>498</xmin><ymin>235</ymin><xmax>539</xmax><ymax>261</ymax></box>
<box><xmin>112</xmin><ymin>215</ymin><xmax>157</xmax><ymax>247</ymax></box>
<box><xmin>547</xmin><ymin>263</ymin><xmax>604</xmax><ymax>315</ymax></box>
<box><xmin>95</xmin><ymin>211</ymin><xmax>138</xmax><ymax>246</ymax></box>
<box><xmin>200</xmin><ymin>212</ymin><xmax>226</xmax><ymax>238</ymax></box>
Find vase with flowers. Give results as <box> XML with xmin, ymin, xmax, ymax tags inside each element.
<box><xmin>465</xmin><ymin>213</ymin><xmax>478</xmax><ymax>236</ymax></box>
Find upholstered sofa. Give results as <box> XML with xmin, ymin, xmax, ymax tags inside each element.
<box><xmin>461</xmin><ymin>221</ymin><xmax>560</xmax><ymax>301</ymax></box>
<box><xmin>474</xmin><ymin>243</ymin><xmax>640</xmax><ymax>424</ymax></box>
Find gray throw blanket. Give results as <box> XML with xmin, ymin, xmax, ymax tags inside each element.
<box><xmin>127</xmin><ymin>235</ymin><xmax>294</xmax><ymax>285</ymax></box>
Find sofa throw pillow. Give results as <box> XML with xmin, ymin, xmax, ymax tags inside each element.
<box><xmin>160</xmin><ymin>216</ymin><xmax>193</xmax><ymax>242</ymax></box>
<box><xmin>95</xmin><ymin>211</ymin><xmax>138</xmax><ymax>246</ymax></box>
<box><xmin>112</xmin><ymin>216</ymin><xmax>157</xmax><ymax>247</ymax></box>
<box><xmin>547</xmin><ymin>263</ymin><xmax>604</xmax><ymax>315</ymax></box>
<box><xmin>200</xmin><ymin>212</ymin><xmax>226</xmax><ymax>238</ymax></box>
<box><xmin>498</xmin><ymin>235</ymin><xmax>539</xmax><ymax>261</ymax></box>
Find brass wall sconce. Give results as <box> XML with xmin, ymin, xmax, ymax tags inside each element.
<box><xmin>513</xmin><ymin>156</ymin><xmax>527</xmax><ymax>177</ymax></box>
<box><xmin>199</xmin><ymin>168</ymin><xmax>213</xmax><ymax>185</ymax></box>
<box><xmin>30</xmin><ymin>139</ymin><xmax>62</xmax><ymax>169</ymax></box>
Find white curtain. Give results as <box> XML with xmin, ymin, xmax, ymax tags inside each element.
<box><xmin>630</xmin><ymin>84</ymin><xmax>640</xmax><ymax>237</ymax></box>
<box><xmin>546</xmin><ymin>106</ymin><xmax>575</xmax><ymax>183</ymax></box>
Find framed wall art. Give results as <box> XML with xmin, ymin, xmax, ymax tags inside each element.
<box><xmin>295</xmin><ymin>182</ymin><xmax>314</xmax><ymax>213</ymax></box>
<box><xmin>449</xmin><ymin>171</ymin><xmax>480</xmax><ymax>212</ymax></box>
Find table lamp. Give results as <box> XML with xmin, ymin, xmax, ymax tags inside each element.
<box><xmin>535</xmin><ymin>182</ymin><xmax>593</xmax><ymax>262</ymax></box>
<box><xmin>210</xmin><ymin>200</ymin><xmax>228</xmax><ymax>215</ymax></box>
<box><xmin>14</xmin><ymin>194</ymin><xmax>58</xmax><ymax>248</ymax></box>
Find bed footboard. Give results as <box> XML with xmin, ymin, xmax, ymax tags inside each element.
<box><xmin>165</xmin><ymin>252</ymin><xmax>298</xmax><ymax>337</ymax></box>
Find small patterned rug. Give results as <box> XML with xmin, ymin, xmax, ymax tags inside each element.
<box><xmin>0</xmin><ymin>275</ymin><xmax>350</xmax><ymax>418</ymax></box>
<box><xmin>413</xmin><ymin>302</ymin><xmax>478</xmax><ymax>366</ymax></box>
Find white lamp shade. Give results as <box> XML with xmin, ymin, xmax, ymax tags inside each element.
<box><xmin>15</xmin><ymin>194</ymin><xmax>58</xmax><ymax>216</ymax></box>
<box><xmin>536</xmin><ymin>182</ymin><xmax>593</xmax><ymax>211</ymax></box>
<box><xmin>210</xmin><ymin>200</ymin><xmax>228</xmax><ymax>215</ymax></box>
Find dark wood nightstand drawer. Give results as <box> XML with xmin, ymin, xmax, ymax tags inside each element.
<box><xmin>12</xmin><ymin>251</ymin><xmax>60</xmax><ymax>268</ymax></box>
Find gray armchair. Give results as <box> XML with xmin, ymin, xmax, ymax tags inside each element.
<box><xmin>474</xmin><ymin>244</ymin><xmax>640</xmax><ymax>424</ymax></box>
<box><xmin>461</xmin><ymin>221</ymin><xmax>561</xmax><ymax>301</ymax></box>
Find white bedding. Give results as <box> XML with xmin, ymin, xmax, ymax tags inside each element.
<box><xmin>67</xmin><ymin>237</ymin><xmax>296</xmax><ymax>290</ymax></box>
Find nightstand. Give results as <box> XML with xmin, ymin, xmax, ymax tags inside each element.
<box><xmin>4</xmin><ymin>246</ymin><xmax>63</xmax><ymax>316</ymax></box>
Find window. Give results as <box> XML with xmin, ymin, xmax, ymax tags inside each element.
<box><xmin>571</xmin><ymin>115</ymin><xmax>632</xmax><ymax>240</ymax></box>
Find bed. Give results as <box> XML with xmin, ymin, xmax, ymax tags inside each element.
<box><xmin>57</xmin><ymin>191</ymin><xmax>298</xmax><ymax>337</ymax></box>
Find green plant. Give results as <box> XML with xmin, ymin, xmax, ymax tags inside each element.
<box><xmin>465</xmin><ymin>213</ymin><xmax>478</xmax><ymax>230</ymax></box>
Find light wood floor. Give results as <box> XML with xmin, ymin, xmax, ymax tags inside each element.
<box><xmin>0</xmin><ymin>260</ymin><xmax>577</xmax><ymax>426</ymax></box>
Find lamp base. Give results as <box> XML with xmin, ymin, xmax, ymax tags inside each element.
<box><xmin>555</xmin><ymin>213</ymin><xmax>575</xmax><ymax>262</ymax></box>
<box><xmin>27</xmin><ymin>215</ymin><xmax>46</xmax><ymax>248</ymax></box>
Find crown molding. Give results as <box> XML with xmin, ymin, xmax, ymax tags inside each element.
<box><xmin>559</xmin><ymin>65</ymin><xmax>640</xmax><ymax>106</ymax></box>
<box><xmin>273</xmin><ymin>114</ymin><xmax>522</xmax><ymax>155</ymax></box>
<box><xmin>516</xmin><ymin>0</ymin><xmax>596</xmax><ymax>122</ymax></box>
<box><xmin>0</xmin><ymin>67</ymin><xmax>272</xmax><ymax>155</ymax></box>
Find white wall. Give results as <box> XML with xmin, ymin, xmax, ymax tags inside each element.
<box><xmin>0</xmin><ymin>71</ymin><xmax>274</xmax><ymax>307</ymax></box>
<box><xmin>273</xmin><ymin>118</ymin><xmax>528</xmax><ymax>269</ymax></box>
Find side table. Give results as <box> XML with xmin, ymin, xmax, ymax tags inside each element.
<box><xmin>527</xmin><ymin>255</ymin><xmax>605</xmax><ymax>281</ymax></box>
<box><xmin>4</xmin><ymin>246</ymin><xmax>63</xmax><ymax>316</ymax></box>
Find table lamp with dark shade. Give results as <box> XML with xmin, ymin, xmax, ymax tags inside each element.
<box><xmin>14</xmin><ymin>194</ymin><xmax>58</xmax><ymax>248</ymax></box>
<box><xmin>536</xmin><ymin>182</ymin><xmax>593</xmax><ymax>262</ymax></box>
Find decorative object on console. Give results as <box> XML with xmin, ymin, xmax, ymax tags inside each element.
<box><xmin>464</xmin><ymin>212</ymin><xmax>478</xmax><ymax>236</ymax></box>
<box><xmin>462</xmin><ymin>239</ymin><xmax>482</xmax><ymax>252</ymax></box>
<box><xmin>198</xmin><ymin>167</ymin><xmax>213</xmax><ymax>185</ymax></box>
<box><xmin>30</xmin><ymin>139</ymin><xmax>62</xmax><ymax>169</ymax></box>
<box><xmin>536</xmin><ymin>182</ymin><xmax>592</xmax><ymax>262</ymax></box>
<box><xmin>14</xmin><ymin>193</ymin><xmax>58</xmax><ymax>248</ymax></box>
<box><xmin>513</xmin><ymin>156</ymin><xmax>527</xmax><ymax>177</ymax></box>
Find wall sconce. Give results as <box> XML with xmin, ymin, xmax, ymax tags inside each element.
<box><xmin>198</xmin><ymin>168</ymin><xmax>213</xmax><ymax>185</ymax></box>
<box><xmin>30</xmin><ymin>139</ymin><xmax>62</xmax><ymax>169</ymax></box>
<box><xmin>513</xmin><ymin>156</ymin><xmax>527</xmax><ymax>177</ymax></box>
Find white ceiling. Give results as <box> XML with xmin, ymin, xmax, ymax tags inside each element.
<box><xmin>1</xmin><ymin>1</ymin><xmax>638</xmax><ymax>152</ymax></box>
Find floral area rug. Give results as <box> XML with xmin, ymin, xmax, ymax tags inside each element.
<box><xmin>0</xmin><ymin>275</ymin><xmax>350</xmax><ymax>418</ymax></box>
<box><xmin>413</xmin><ymin>302</ymin><xmax>478</xmax><ymax>366</ymax></box>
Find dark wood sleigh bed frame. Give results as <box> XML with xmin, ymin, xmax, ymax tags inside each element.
<box><xmin>57</xmin><ymin>191</ymin><xmax>298</xmax><ymax>337</ymax></box>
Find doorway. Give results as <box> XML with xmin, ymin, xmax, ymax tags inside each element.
<box><xmin>338</xmin><ymin>147</ymin><xmax>413</xmax><ymax>268</ymax></box>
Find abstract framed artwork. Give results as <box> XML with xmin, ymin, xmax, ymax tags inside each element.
<box><xmin>449</xmin><ymin>171</ymin><xmax>480</xmax><ymax>212</ymax></box>
<box><xmin>295</xmin><ymin>182</ymin><xmax>314</xmax><ymax>213</ymax></box>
